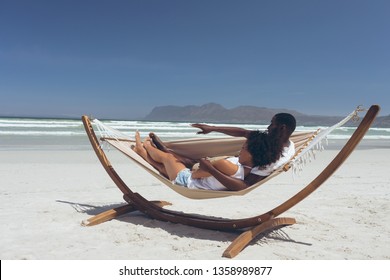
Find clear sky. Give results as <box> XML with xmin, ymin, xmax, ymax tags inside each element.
<box><xmin>1</xmin><ymin>0</ymin><xmax>389</xmax><ymax>119</ymax></box>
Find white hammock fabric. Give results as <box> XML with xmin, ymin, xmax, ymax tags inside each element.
<box><xmin>90</xmin><ymin>106</ymin><xmax>363</xmax><ymax>199</ymax></box>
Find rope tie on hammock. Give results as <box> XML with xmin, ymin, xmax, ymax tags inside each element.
<box><xmin>288</xmin><ymin>106</ymin><xmax>365</xmax><ymax>177</ymax></box>
<box><xmin>94</xmin><ymin>119</ymin><xmax>131</xmax><ymax>148</ymax></box>
<box><xmin>95</xmin><ymin>121</ymin><xmax>111</xmax><ymax>151</ymax></box>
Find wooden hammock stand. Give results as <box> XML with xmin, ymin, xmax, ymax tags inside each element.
<box><xmin>81</xmin><ymin>105</ymin><xmax>380</xmax><ymax>258</ymax></box>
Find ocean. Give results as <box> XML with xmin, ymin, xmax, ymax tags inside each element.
<box><xmin>1</xmin><ymin>117</ymin><xmax>389</xmax><ymax>151</ymax></box>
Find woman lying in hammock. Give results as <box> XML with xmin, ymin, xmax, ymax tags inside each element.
<box><xmin>133</xmin><ymin>130</ymin><xmax>283</xmax><ymax>191</ymax></box>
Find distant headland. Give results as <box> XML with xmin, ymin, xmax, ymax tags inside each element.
<box><xmin>143</xmin><ymin>103</ymin><xmax>390</xmax><ymax>127</ymax></box>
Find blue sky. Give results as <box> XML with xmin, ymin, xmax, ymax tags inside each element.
<box><xmin>0</xmin><ymin>0</ymin><xmax>389</xmax><ymax>119</ymax></box>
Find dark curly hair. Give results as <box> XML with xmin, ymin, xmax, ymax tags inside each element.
<box><xmin>246</xmin><ymin>131</ymin><xmax>284</xmax><ymax>168</ymax></box>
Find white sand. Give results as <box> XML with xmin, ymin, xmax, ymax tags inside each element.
<box><xmin>1</xmin><ymin>143</ymin><xmax>389</xmax><ymax>260</ymax></box>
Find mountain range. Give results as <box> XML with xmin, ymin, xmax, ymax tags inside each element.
<box><xmin>144</xmin><ymin>103</ymin><xmax>390</xmax><ymax>127</ymax></box>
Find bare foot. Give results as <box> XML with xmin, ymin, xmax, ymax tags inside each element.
<box><xmin>132</xmin><ymin>131</ymin><xmax>148</xmax><ymax>159</ymax></box>
<box><xmin>149</xmin><ymin>132</ymin><xmax>170</xmax><ymax>152</ymax></box>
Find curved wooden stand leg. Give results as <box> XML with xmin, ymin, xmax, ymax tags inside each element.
<box><xmin>222</xmin><ymin>217</ymin><xmax>296</xmax><ymax>258</ymax></box>
<box><xmin>82</xmin><ymin>200</ymin><xmax>172</xmax><ymax>226</ymax></box>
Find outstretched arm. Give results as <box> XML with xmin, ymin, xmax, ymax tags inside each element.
<box><xmin>192</xmin><ymin>123</ymin><xmax>252</xmax><ymax>138</ymax></box>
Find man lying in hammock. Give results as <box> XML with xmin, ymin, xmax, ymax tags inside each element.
<box><xmin>133</xmin><ymin>130</ymin><xmax>283</xmax><ymax>191</ymax></box>
<box><xmin>148</xmin><ymin>113</ymin><xmax>297</xmax><ymax>188</ymax></box>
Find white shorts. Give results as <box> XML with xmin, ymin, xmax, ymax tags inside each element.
<box><xmin>173</xmin><ymin>168</ymin><xmax>191</xmax><ymax>186</ymax></box>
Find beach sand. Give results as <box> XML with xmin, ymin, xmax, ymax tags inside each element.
<box><xmin>1</xmin><ymin>140</ymin><xmax>389</xmax><ymax>260</ymax></box>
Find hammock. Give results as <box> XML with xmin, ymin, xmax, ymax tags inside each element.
<box><xmin>90</xmin><ymin>106</ymin><xmax>363</xmax><ymax>199</ymax></box>
<box><xmin>81</xmin><ymin>105</ymin><xmax>380</xmax><ymax>258</ymax></box>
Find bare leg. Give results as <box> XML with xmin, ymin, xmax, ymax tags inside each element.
<box><xmin>149</xmin><ymin>132</ymin><xmax>198</xmax><ymax>168</ymax></box>
<box><xmin>132</xmin><ymin>132</ymin><xmax>168</xmax><ymax>177</ymax></box>
<box><xmin>143</xmin><ymin>139</ymin><xmax>187</xmax><ymax>181</ymax></box>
